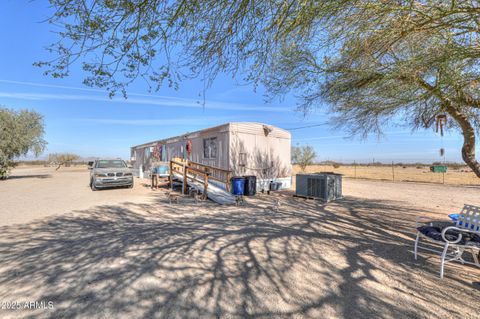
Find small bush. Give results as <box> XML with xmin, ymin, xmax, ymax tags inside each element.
<box><xmin>447</xmin><ymin>163</ymin><xmax>466</xmax><ymax>170</ymax></box>
<box><xmin>292</xmin><ymin>145</ymin><xmax>317</xmax><ymax>172</ymax></box>
<box><xmin>48</xmin><ymin>153</ymin><xmax>80</xmax><ymax>170</ymax></box>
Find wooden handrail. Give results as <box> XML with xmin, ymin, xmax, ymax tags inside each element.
<box><xmin>186</xmin><ymin>166</ymin><xmax>210</xmax><ymax>176</ymax></box>
<box><xmin>170</xmin><ymin>157</ymin><xmax>232</xmax><ymax>195</ymax></box>
<box><xmin>188</xmin><ymin>162</ymin><xmax>231</xmax><ymax>173</ymax></box>
<box><xmin>171</xmin><ymin>160</ymin><xmax>187</xmax><ymax>166</ymax></box>
<box><xmin>172</xmin><ymin>158</ymin><xmax>232</xmax><ymax>179</ymax></box>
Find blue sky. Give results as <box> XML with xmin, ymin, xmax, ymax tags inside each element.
<box><xmin>0</xmin><ymin>1</ymin><xmax>471</xmax><ymax>163</ymax></box>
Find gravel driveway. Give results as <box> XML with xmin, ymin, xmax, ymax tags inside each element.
<box><xmin>0</xmin><ymin>166</ymin><xmax>152</xmax><ymax>226</ymax></box>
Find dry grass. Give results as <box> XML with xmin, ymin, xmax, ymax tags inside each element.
<box><xmin>293</xmin><ymin>164</ymin><xmax>480</xmax><ymax>186</ymax></box>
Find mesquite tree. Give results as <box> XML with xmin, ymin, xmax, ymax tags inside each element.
<box><xmin>0</xmin><ymin>108</ymin><xmax>46</xmax><ymax>179</ymax></box>
<box><xmin>292</xmin><ymin>146</ymin><xmax>316</xmax><ymax>172</ymax></box>
<box><xmin>38</xmin><ymin>1</ymin><xmax>480</xmax><ymax>177</ymax></box>
<box><xmin>48</xmin><ymin>153</ymin><xmax>80</xmax><ymax>170</ymax></box>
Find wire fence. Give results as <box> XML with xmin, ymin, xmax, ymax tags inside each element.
<box><xmin>293</xmin><ymin>161</ymin><xmax>479</xmax><ymax>186</ymax></box>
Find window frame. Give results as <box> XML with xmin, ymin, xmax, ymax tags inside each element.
<box><xmin>203</xmin><ymin>137</ymin><xmax>218</xmax><ymax>159</ymax></box>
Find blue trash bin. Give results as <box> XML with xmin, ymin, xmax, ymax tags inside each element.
<box><xmin>232</xmin><ymin>177</ymin><xmax>246</xmax><ymax>195</ymax></box>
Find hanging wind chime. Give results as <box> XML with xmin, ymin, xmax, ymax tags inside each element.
<box><xmin>435</xmin><ymin>114</ymin><xmax>447</xmax><ymax>161</ymax></box>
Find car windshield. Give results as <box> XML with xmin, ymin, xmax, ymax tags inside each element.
<box><xmin>96</xmin><ymin>160</ymin><xmax>126</xmax><ymax>168</ymax></box>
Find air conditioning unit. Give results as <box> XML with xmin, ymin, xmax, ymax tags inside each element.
<box><xmin>295</xmin><ymin>173</ymin><xmax>342</xmax><ymax>202</ymax></box>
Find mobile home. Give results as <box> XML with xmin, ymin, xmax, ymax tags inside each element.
<box><xmin>130</xmin><ymin>122</ymin><xmax>292</xmax><ymax>189</ymax></box>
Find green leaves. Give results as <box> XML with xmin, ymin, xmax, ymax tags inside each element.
<box><xmin>0</xmin><ymin>108</ymin><xmax>47</xmax><ymax>178</ymax></box>
<box><xmin>38</xmin><ymin>0</ymin><xmax>480</xmax><ymax>176</ymax></box>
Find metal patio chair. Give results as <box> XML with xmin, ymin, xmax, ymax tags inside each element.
<box><xmin>414</xmin><ymin>204</ymin><xmax>480</xmax><ymax>278</ymax></box>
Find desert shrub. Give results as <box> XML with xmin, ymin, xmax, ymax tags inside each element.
<box><xmin>447</xmin><ymin>163</ymin><xmax>466</xmax><ymax>170</ymax></box>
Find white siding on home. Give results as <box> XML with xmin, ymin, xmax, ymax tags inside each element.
<box><xmin>131</xmin><ymin>122</ymin><xmax>291</xmax><ymax>180</ymax></box>
<box><xmin>229</xmin><ymin>122</ymin><xmax>290</xmax><ymax>139</ymax></box>
<box><xmin>229</xmin><ymin>124</ymin><xmax>291</xmax><ymax>178</ymax></box>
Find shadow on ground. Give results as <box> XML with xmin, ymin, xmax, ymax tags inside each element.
<box><xmin>6</xmin><ymin>174</ymin><xmax>52</xmax><ymax>180</ymax></box>
<box><xmin>0</xmin><ymin>193</ymin><xmax>478</xmax><ymax>318</ymax></box>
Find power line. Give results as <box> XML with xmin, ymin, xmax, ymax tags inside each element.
<box><xmin>285</xmin><ymin>122</ymin><xmax>329</xmax><ymax>131</ymax></box>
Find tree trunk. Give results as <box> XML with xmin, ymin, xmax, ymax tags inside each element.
<box><xmin>412</xmin><ymin>76</ymin><xmax>480</xmax><ymax>178</ymax></box>
<box><xmin>445</xmin><ymin>106</ymin><xmax>480</xmax><ymax>178</ymax></box>
<box><xmin>459</xmin><ymin>124</ymin><xmax>480</xmax><ymax>178</ymax></box>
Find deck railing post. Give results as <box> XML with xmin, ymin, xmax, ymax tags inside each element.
<box><xmin>183</xmin><ymin>164</ymin><xmax>188</xmax><ymax>194</ymax></box>
<box><xmin>226</xmin><ymin>172</ymin><xmax>231</xmax><ymax>192</ymax></box>
<box><xmin>204</xmin><ymin>175</ymin><xmax>209</xmax><ymax>198</ymax></box>
<box><xmin>169</xmin><ymin>160</ymin><xmax>173</xmax><ymax>190</ymax></box>
<box><xmin>203</xmin><ymin>167</ymin><xmax>209</xmax><ymax>199</ymax></box>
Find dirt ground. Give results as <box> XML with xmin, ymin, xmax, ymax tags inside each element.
<box><xmin>0</xmin><ymin>166</ymin><xmax>152</xmax><ymax>226</ymax></box>
<box><xmin>0</xmin><ymin>167</ymin><xmax>479</xmax><ymax>318</ymax></box>
<box><xmin>295</xmin><ymin>164</ymin><xmax>480</xmax><ymax>186</ymax></box>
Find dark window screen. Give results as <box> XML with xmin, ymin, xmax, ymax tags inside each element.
<box><xmin>203</xmin><ymin>137</ymin><xmax>217</xmax><ymax>158</ymax></box>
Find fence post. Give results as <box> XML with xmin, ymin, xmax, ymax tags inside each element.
<box><xmin>392</xmin><ymin>161</ymin><xmax>395</xmax><ymax>182</ymax></box>
<box><xmin>354</xmin><ymin>161</ymin><xmax>357</xmax><ymax>179</ymax></box>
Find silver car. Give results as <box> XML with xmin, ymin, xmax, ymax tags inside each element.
<box><xmin>89</xmin><ymin>159</ymin><xmax>133</xmax><ymax>191</ymax></box>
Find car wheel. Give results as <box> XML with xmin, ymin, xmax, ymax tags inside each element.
<box><xmin>128</xmin><ymin>181</ymin><xmax>134</xmax><ymax>189</ymax></box>
<box><xmin>91</xmin><ymin>179</ymin><xmax>97</xmax><ymax>191</ymax></box>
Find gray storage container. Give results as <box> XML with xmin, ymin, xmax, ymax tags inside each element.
<box><xmin>295</xmin><ymin>173</ymin><xmax>342</xmax><ymax>202</ymax></box>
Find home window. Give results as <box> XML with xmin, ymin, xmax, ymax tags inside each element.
<box><xmin>203</xmin><ymin>137</ymin><xmax>217</xmax><ymax>159</ymax></box>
